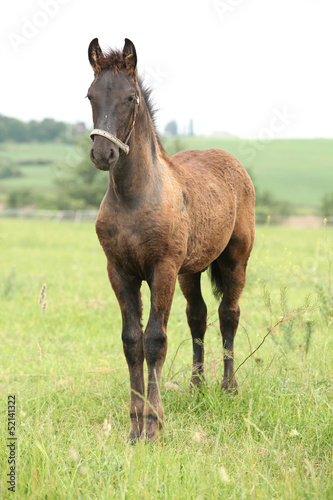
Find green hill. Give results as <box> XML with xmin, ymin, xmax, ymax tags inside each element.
<box><xmin>0</xmin><ymin>142</ymin><xmax>67</xmax><ymax>206</ymax></box>
<box><xmin>0</xmin><ymin>138</ymin><xmax>332</xmax><ymax>213</ymax></box>
<box><xmin>164</xmin><ymin>137</ymin><xmax>333</xmax><ymax>211</ymax></box>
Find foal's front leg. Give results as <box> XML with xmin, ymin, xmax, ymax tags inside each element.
<box><xmin>143</xmin><ymin>262</ymin><xmax>177</xmax><ymax>441</ymax></box>
<box><xmin>107</xmin><ymin>263</ymin><xmax>144</xmax><ymax>442</ymax></box>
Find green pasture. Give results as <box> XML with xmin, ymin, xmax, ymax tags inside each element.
<box><xmin>165</xmin><ymin>137</ymin><xmax>333</xmax><ymax>209</ymax></box>
<box><xmin>0</xmin><ymin>142</ymin><xmax>68</xmax><ymax>163</ymax></box>
<box><xmin>0</xmin><ymin>218</ymin><xmax>332</xmax><ymax>498</ymax></box>
<box><xmin>1</xmin><ymin>138</ymin><xmax>333</xmax><ymax>212</ymax></box>
<box><xmin>0</xmin><ymin>142</ymin><xmax>80</xmax><ymax>201</ymax></box>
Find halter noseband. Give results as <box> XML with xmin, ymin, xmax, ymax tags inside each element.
<box><xmin>90</xmin><ymin>95</ymin><xmax>139</xmax><ymax>155</ymax></box>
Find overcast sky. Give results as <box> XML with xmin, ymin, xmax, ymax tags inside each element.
<box><xmin>2</xmin><ymin>0</ymin><xmax>333</xmax><ymax>137</ymax></box>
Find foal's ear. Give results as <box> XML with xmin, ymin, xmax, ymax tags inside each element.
<box><xmin>88</xmin><ymin>38</ymin><xmax>103</xmax><ymax>73</ymax></box>
<box><xmin>123</xmin><ymin>38</ymin><xmax>137</xmax><ymax>77</ymax></box>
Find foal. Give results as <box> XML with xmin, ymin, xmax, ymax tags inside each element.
<box><xmin>87</xmin><ymin>38</ymin><xmax>255</xmax><ymax>442</ymax></box>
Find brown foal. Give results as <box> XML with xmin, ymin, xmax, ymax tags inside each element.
<box><xmin>87</xmin><ymin>38</ymin><xmax>255</xmax><ymax>442</ymax></box>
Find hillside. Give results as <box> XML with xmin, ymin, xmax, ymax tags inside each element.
<box><xmin>164</xmin><ymin>137</ymin><xmax>333</xmax><ymax>210</ymax></box>
<box><xmin>0</xmin><ymin>138</ymin><xmax>332</xmax><ymax>213</ymax></box>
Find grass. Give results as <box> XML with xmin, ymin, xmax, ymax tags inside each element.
<box><xmin>0</xmin><ymin>219</ymin><xmax>332</xmax><ymax>498</ymax></box>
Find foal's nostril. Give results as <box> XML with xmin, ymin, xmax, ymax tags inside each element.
<box><xmin>89</xmin><ymin>140</ymin><xmax>118</xmax><ymax>168</ymax></box>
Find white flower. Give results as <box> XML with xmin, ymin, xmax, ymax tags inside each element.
<box><xmin>218</xmin><ymin>466</ymin><xmax>230</xmax><ymax>483</ymax></box>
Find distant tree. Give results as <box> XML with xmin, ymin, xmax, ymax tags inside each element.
<box><xmin>32</xmin><ymin>118</ymin><xmax>66</xmax><ymax>142</ymax></box>
<box><xmin>55</xmin><ymin>134</ymin><xmax>108</xmax><ymax>208</ymax></box>
<box><xmin>0</xmin><ymin>115</ymin><xmax>29</xmax><ymax>142</ymax></box>
<box><xmin>165</xmin><ymin>137</ymin><xmax>186</xmax><ymax>156</ymax></box>
<box><xmin>255</xmin><ymin>187</ymin><xmax>292</xmax><ymax>217</ymax></box>
<box><xmin>0</xmin><ymin>120</ymin><xmax>7</xmax><ymax>141</ymax></box>
<box><xmin>0</xmin><ymin>114</ymin><xmax>84</xmax><ymax>143</ymax></box>
<box><xmin>320</xmin><ymin>192</ymin><xmax>333</xmax><ymax>217</ymax></box>
<box><xmin>11</xmin><ymin>120</ymin><xmax>29</xmax><ymax>142</ymax></box>
<box><xmin>164</xmin><ymin>120</ymin><xmax>178</xmax><ymax>136</ymax></box>
<box><xmin>7</xmin><ymin>188</ymin><xmax>34</xmax><ymax>208</ymax></box>
<box><xmin>248</xmin><ymin>168</ymin><xmax>292</xmax><ymax>216</ymax></box>
<box><xmin>0</xmin><ymin>157</ymin><xmax>22</xmax><ymax>179</ymax></box>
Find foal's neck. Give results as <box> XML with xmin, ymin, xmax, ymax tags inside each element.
<box><xmin>109</xmin><ymin>102</ymin><xmax>162</xmax><ymax>205</ymax></box>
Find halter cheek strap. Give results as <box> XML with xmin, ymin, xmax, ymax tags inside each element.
<box><xmin>90</xmin><ymin>96</ymin><xmax>139</xmax><ymax>155</ymax></box>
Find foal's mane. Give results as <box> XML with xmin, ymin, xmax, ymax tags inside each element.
<box><xmin>100</xmin><ymin>47</ymin><xmax>163</xmax><ymax>149</ymax></box>
<box><xmin>138</xmin><ymin>76</ymin><xmax>161</xmax><ymax>145</ymax></box>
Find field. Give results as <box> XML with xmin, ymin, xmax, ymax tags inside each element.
<box><xmin>1</xmin><ymin>138</ymin><xmax>333</xmax><ymax>212</ymax></box>
<box><xmin>0</xmin><ymin>218</ymin><xmax>332</xmax><ymax>498</ymax></box>
<box><xmin>164</xmin><ymin>137</ymin><xmax>333</xmax><ymax>209</ymax></box>
<box><xmin>0</xmin><ymin>142</ymin><xmax>78</xmax><ymax>206</ymax></box>
<box><xmin>0</xmin><ymin>143</ymin><xmax>68</xmax><ymax>191</ymax></box>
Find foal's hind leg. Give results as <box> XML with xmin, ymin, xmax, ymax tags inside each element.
<box><xmin>178</xmin><ymin>272</ymin><xmax>207</xmax><ymax>388</ymax></box>
<box><xmin>217</xmin><ymin>240</ymin><xmax>251</xmax><ymax>392</ymax></box>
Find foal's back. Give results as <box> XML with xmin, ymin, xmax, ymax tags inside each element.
<box><xmin>172</xmin><ymin>148</ymin><xmax>254</xmax><ymax>209</ymax></box>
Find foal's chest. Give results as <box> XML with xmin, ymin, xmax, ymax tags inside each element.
<box><xmin>96</xmin><ymin>211</ymin><xmax>138</xmax><ymax>261</ymax></box>
<box><xmin>95</xmin><ymin>205</ymin><xmax>168</xmax><ymax>278</ymax></box>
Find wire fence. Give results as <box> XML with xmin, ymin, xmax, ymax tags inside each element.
<box><xmin>0</xmin><ymin>209</ymin><xmax>98</xmax><ymax>223</ymax></box>
<box><xmin>0</xmin><ymin>209</ymin><xmax>332</xmax><ymax>227</ymax></box>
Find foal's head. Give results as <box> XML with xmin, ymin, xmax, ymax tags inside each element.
<box><xmin>87</xmin><ymin>38</ymin><xmax>139</xmax><ymax>170</ymax></box>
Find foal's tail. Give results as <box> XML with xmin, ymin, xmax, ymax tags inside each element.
<box><xmin>208</xmin><ymin>259</ymin><xmax>224</xmax><ymax>301</ymax></box>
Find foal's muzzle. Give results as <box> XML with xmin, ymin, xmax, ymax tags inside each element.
<box><xmin>90</xmin><ymin>135</ymin><xmax>120</xmax><ymax>171</ymax></box>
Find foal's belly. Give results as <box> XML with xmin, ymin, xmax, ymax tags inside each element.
<box><xmin>178</xmin><ymin>196</ymin><xmax>237</xmax><ymax>274</ymax></box>
<box><xmin>179</xmin><ymin>228</ymin><xmax>232</xmax><ymax>274</ymax></box>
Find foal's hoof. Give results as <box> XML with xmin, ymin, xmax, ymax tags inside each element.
<box><xmin>140</xmin><ymin>413</ymin><xmax>161</xmax><ymax>443</ymax></box>
<box><xmin>140</xmin><ymin>431</ymin><xmax>159</xmax><ymax>443</ymax></box>
<box><xmin>221</xmin><ymin>377</ymin><xmax>238</xmax><ymax>394</ymax></box>
<box><xmin>190</xmin><ymin>374</ymin><xmax>206</xmax><ymax>392</ymax></box>
<box><xmin>129</xmin><ymin>431</ymin><xmax>141</xmax><ymax>445</ymax></box>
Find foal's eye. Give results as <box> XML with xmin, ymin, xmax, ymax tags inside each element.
<box><xmin>127</xmin><ymin>96</ymin><xmax>135</xmax><ymax>103</ymax></box>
